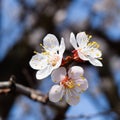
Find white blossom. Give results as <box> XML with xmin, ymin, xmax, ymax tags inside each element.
<box><xmin>49</xmin><ymin>66</ymin><xmax>88</xmax><ymax>105</ymax></box>
<box><xmin>70</xmin><ymin>32</ymin><xmax>103</xmax><ymax>67</ymax></box>
<box><xmin>29</xmin><ymin>34</ymin><xmax>65</xmax><ymax>80</ymax></box>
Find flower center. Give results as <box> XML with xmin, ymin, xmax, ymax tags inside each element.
<box><xmin>48</xmin><ymin>54</ymin><xmax>60</xmax><ymax>66</ymax></box>
<box><xmin>61</xmin><ymin>76</ymin><xmax>75</xmax><ymax>89</ymax></box>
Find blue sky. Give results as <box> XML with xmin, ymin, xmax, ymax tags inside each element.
<box><xmin>0</xmin><ymin>0</ymin><xmax>24</xmax><ymax>61</ymax></box>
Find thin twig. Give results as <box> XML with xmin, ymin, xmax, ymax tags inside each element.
<box><xmin>66</xmin><ymin>109</ymin><xmax>113</xmax><ymax>119</ymax></box>
<box><xmin>0</xmin><ymin>75</ymin><xmax>48</xmax><ymax>103</ymax></box>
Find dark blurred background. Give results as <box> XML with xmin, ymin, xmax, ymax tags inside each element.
<box><xmin>0</xmin><ymin>0</ymin><xmax>120</xmax><ymax>120</ymax></box>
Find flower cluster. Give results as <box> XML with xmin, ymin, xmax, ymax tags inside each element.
<box><xmin>29</xmin><ymin>32</ymin><xmax>103</xmax><ymax>105</ymax></box>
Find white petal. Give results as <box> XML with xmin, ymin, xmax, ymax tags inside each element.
<box><xmin>78</xmin><ymin>51</ymin><xmax>89</xmax><ymax>60</ymax></box>
<box><xmin>68</xmin><ymin>66</ymin><xmax>84</xmax><ymax>80</ymax></box>
<box><xmin>36</xmin><ymin>66</ymin><xmax>52</xmax><ymax>80</ymax></box>
<box><xmin>49</xmin><ymin>85</ymin><xmax>64</xmax><ymax>102</ymax></box>
<box><xmin>59</xmin><ymin>37</ymin><xmax>65</xmax><ymax>55</ymax></box>
<box><xmin>75</xmin><ymin>78</ymin><xmax>88</xmax><ymax>92</ymax></box>
<box><xmin>58</xmin><ymin>96</ymin><xmax>66</xmax><ymax>106</ymax></box>
<box><xmin>65</xmin><ymin>89</ymin><xmax>80</xmax><ymax>105</ymax></box>
<box><xmin>89</xmin><ymin>57</ymin><xmax>103</xmax><ymax>67</ymax></box>
<box><xmin>43</xmin><ymin>34</ymin><xmax>59</xmax><ymax>51</ymax></box>
<box><xmin>29</xmin><ymin>54</ymin><xmax>47</xmax><ymax>70</ymax></box>
<box><xmin>76</xmin><ymin>32</ymin><xmax>89</xmax><ymax>48</ymax></box>
<box><xmin>51</xmin><ymin>67</ymin><xmax>66</xmax><ymax>83</ymax></box>
<box><xmin>52</xmin><ymin>56</ymin><xmax>62</xmax><ymax>70</ymax></box>
<box><xmin>70</xmin><ymin>32</ymin><xmax>77</xmax><ymax>49</ymax></box>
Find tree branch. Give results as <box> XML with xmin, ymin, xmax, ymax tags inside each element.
<box><xmin>66</xmin><ymin>109</ymin><xmax>113</xmax><ymax>119</ymax></box>
<box><xmin>0</xmin><ymin>75</ymin><xmax>48</xmax><ymax>103</ymax></box>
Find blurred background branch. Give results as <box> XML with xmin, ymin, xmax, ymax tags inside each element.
<box><xmin>66</xmin><ymin>109</ymin><xmax>113</xmax><ymax>120</ymax></box>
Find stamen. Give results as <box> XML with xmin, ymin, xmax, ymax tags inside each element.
<box><xmin>40</xmin><ymin>43</ymin><xmax>48</xmax><ymax>50</ymax></box>
<box><xmin>96</xmin><ymin>53</ymin><xmax>100</xmax><ymax>56</ymax></box>
<box><xmin>34</xmin><ymin>51</ymin><xmax>38</xmax><ymax>54</ymax></box>
<box><xmin>89</xmin><ymin>35</ymin><xmax>92</xmax><ymax>39</ymax></box>
<box><xmin>61</xmin><ymin>77</ymin><xmax>75</xmax><ymax>89</ymax></box>
<box><xmin>88</xmin><ymin>41</ymin><xmax>99</xmax><ymax>48</ymax></box>
<box><xmin>98</xmin><ymin>57</ymin><xmax>103</xmax><ymax>60</ymax></box>
<box><xmin>42</xmin><ymin>51</ymin><xmax>49</xmax><ymax>55</ymax></box>
<box><xmin>40</xmin><ymin>43</ymin><xmax>43</xmax><ymax>47</ymax></box>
